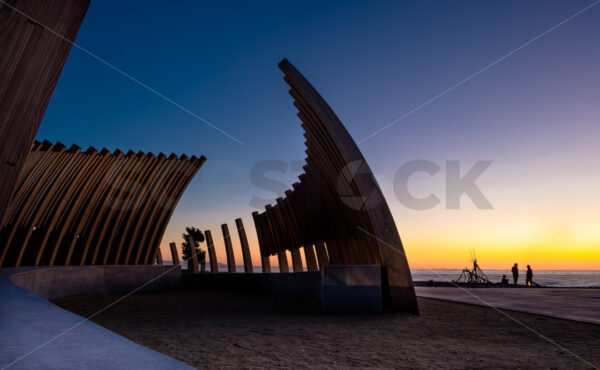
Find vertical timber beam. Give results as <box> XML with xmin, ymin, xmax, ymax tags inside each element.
<box><xmin>187</xmin><ymin>235</ymin><xmax>199</xmax><ymax>273</ymax></box>
<box><xmin>278</xmin><ymin>251</ymin><xmax>289</xmax><ymax>273</ymax></box>
<box><xmin>204</xmin><ymin>230</ymin><xmax>218</xmax><ymax>273</ymax></box>
<box><xmin>251</xmin><ymin>211</ymin><xmax>271</xmax><ymax>273</ymax></box>
<box><xmin>221</xmin><ymin>224</ymin><xmax>236</xmax><ymax>273</ymax></box>
<box><xmin>290</xmin><ymin>248</ymin><xmax>303</xmax><ymax>272</ymax></box>
<box><xmin>169</xmin><ymin>242</ymin><xmax>180</xmax><ymax>266</ymax></box>
<box><xmin>235</xmin><ymin>218</ymin><xmax>253</xmax><ymax>273</ymax></box>
<box><xmin>303</xmin><ymin>245</ymin><xmax>318</xmax><ymax>272</ymax></box>
<box><xmin>314</xmin><ymin>241</ymin><xmax>330</xmax><ymax>270</ymax></box>
<box><xmin>155</xmin><ymin>247</ymin><xmax>163</xmax><ymax>265</ymax></box>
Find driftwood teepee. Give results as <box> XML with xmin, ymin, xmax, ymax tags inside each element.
<box><xmin>453</xmin><ymin>250</ymin><xmax>492</xmax><ymax>284</ymax></box>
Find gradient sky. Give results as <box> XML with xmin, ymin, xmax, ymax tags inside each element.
<box><xmin>38</xmin><ymin>0</ymin><xmax>600</xmax><ymax>270</ymax></box>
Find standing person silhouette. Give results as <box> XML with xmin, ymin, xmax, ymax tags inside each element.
<box><xmin>511</xmin><ymin>263</ymin><xmax>519</xmax><ymax>285</ymax></box>
<box><xmin>526</xmin><ymin>265</ymin><xmax>533</xmax><ymax>286</ymax></box>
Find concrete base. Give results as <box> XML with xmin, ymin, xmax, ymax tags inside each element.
<box><xmin>184</xmin><ymin>264</ymin><xmax>383</xmax><ymax>312</ymax></box>
<box><xmin>9</xmin><ymin>265</ymin><xmax>181</xmax><ymax>300</ymax></box>
<box><xmin>184</xmin><ymin>271</ymin><xmax>322</xmax><ymax>301</ymax></box>
<box><xmin>321</xmin><ymin>265</ymin><xmax>382</xmax><ymax>312</ymax></box>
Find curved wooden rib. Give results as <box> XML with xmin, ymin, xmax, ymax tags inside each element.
<box><xmin>138</xmin><ymin>155</ymin><xmax>205</xmax><ymax>265</ymax></box>
<box><xmin>251</xmin><ymin>211</ymin><xmax>271</xmax><ymax>273</ymax></box>
<box><xmin>250</xmin><ymin>59</ymin><xmax>418</xmax><ymax>313</ymax></box>
<box><xmin>169</xmin><ymin>242</ymin><xmax>180</xmax><ymax>266</ymax></box>
<box><xmin>113</xmin><ymin>153</ymin><xmax>167</xmax><ymax>264</ymax></box>
<box><xmin>204</xmin><ymin>230</ymin><xmax>219</xmax><ymax>273</ymax></box>
<box><xmin>221</xmin><ymin>223</ymin><xmax>236</xmax><ymax>273</ymax></box>
<box><xmin>0</xmin><ymin>141</ymin><xmax>205</xmax><ymax>267</ymax></box>
<box><xmin>235</xmin><ymin>218</ymin><xmax>253</xmax><ymax>273</ymax></box>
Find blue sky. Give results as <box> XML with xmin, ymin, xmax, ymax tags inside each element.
<box><xmin>38</xmin><ymin>1</ymin><xmax>600</xmax><ymax>268</ymax></box>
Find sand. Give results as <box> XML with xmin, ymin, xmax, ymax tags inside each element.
<box><xmin>53</xmin><ymin>289</ymin><xmax>600</xmax><ymax>369</ymax></box>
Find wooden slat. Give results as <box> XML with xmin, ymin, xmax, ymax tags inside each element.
<box><xmin>251</xmin><ymin>211</ymin><xmax>271</xmax><ymax>273</ymax></box>
<box><xmin>315</xmin><ymin>241</ymin><xmax>330</xmax><ymax>270</ymax></box>
<box><xmin>277</xmin><ymin>251</ymin><xmax>289</xmax><ymax>273</ymax></box>
<box><xmin>290</xmin><ymin>248</ymin><xmax>303</xmax><ymax>272</ymax></box>
<box><xmin>187</xmin><ymin>235</ymin><xmax>199</xmax><ymax>273</ymax></box>
<box><xmin>235</xmin><ymin>218</ymin><xmax>253</xmax><ymax>273</ymax></box>
<box><xmin>303</xmin><ymin>244</ymin><xmax>318</xmax><ymax>272</ymax></box>
<box><xmin>169</xmin><ymin>242</ymin><xmax>180</xmax><ymax>266</ymax></box>
<box><xmin>155</xmin><ymin>247</ymin><xmax>163</xmax><ymax>265</ymax></box>
<box><xmin>221</xmin><ymin>224</ymin><xmax>236</xmax><ymax>273</ymax></box>
<box><xmin>204</xmin><ymin>229</ymin><xmax>219</xmax><ymax>273</ymax></box>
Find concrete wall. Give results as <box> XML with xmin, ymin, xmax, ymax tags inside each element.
<box><xmin>183</xmin><ymin>271</ymin><xmax>322</xmax><ymax>301</ymax></box>
<box><xmin>9</xmin><ymin>265</ymin><xmax>181</xmax><ymax>300</ymax></box>
<box><xmin>322</xmin><ymin>265</ymin><xmax>382</xmax><ymax>312</ymax></box>
<box><xmin>183</xmin><ymin>265</ymin><xmax>383</xmax><ymax>312</ymax></box>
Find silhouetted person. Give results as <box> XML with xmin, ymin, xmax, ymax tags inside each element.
<box><xmin>511</xmin><ymin>263</ymin><xmax>519</xmax><ymax>285</ymax></box>
<box><xmin>526</xmin><ymin>265</ymin><xmax>533</xmax><ymax>286</ymax></box>
<box><xmin>501</xmin><ymin>274</ymin><xmax>509</xmax><ymax>285</ymax></box>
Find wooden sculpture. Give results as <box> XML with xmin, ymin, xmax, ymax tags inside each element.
<box><xmin>0</xmin><ymin>0</ymin><xmax>89</xmax><ymax>225</ymax></box>
<box><xmin>0</xmin><ymin>141</ymin><xmax>205</xmax><ymax>267</ymax></box>
<box><xmin>251</xmin><ymin>59</ymin><xmax>418</xmax><ymax>313</ymax></box>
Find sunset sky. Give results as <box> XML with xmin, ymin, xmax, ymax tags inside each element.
<box><xmin>37</xmin><ymin>0</ymin><xmax>600</xmax><ymax>270</ymax></box>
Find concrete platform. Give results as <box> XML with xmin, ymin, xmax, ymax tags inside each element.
<box><xmin>416</xmin><ymin>286</ymin><xmax>600</xmax><ymax>325</ymax></box>
<box><xmin>321</xmin><ymin>265</ymin><xmax>382</xmax><ymax>312</ymax></box>
<box><xmin>184</xmin><ymin>265</ymin><xmax>384</xmax><ymax>312</ymax></box>
<box><xmin>0</xmin><ymin>267</ymin><xmax>191</xmax><ymax>369</ymax></box>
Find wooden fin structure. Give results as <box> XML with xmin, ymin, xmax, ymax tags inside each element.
<box><xmin>0</xmin><ymin>141</ymin><xmax>204</xmax><ymax>267</ymax></box>
<box><xmin>249</xmin><ymin>59</ymin><xmax>418</xmax><ymax>313</ymax></box>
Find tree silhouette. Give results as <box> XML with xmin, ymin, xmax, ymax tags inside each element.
<box><xmin>181</xmin><ymin>226</ymin><xmax>206</xmax><ymax>270</ymax></box>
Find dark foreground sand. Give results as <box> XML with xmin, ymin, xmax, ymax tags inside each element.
<box><xmin>53</xmin><ymin>289</ymin><xmax>599</xmax><ymax>369</ymax></box>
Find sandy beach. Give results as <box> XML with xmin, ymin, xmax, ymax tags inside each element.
<box><xmin>53</xmin><ymin>289</ymin><xmax>599</xmax><ymax>369</ymax></box>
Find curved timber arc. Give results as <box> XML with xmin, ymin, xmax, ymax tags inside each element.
<box><xmin>0</xmin><ymin>141</ymin><xmax>205</xmax><ymax>268</ymax></box>
<box><xmin>250</xmin><ymin>59</ymin><xmax>418</xmax><ymax>313</ymax></box>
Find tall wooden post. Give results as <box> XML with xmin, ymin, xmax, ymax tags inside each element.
<box><xmin>291</xmin><ymin>248</ymin><xmax>303</xmax><ymax>272</ymax></box>
<box><xmin>221</xmin><ymin>224</ymin><xmax>236</xmax><ymax>273</ymax></box>
<box><xmin>278</xmin><ymin>251</ymin><xmax>289</xmax><ymax>273</ymax></box>
<box><xmin>204</xmin><ymin>230</ymin><xmax>219</xmax><ymax>273</ymax></box>
<box><xmin>169</xmin><ymin>242</ymin><xmax>180</xmax><ymax>266</ymax></box>
<box><xmin>235</xmin><ymin>218</ymin><xmax>253</xmax><ymax>273</ymax></box>
<box><xmin>155</xmin><ymin>247</ymin><xmax>163</xmax><ymax>265</ymax></box>
<box><xmin>187</xmin><ymin>235</ymin><xmax>199</xmax><ymax>273</ymax></box>
<box><xmin>252</xmin><ymin>211</ymin><xmax>271</xmax><ymax>273</ymax></box>
<box><xmin>303</xmin><ymin>245</ymin><xmax>318</xmax><ymax>271</ymax></box>
<box><xmin>315</xmin><ymin>241</ymin><xmax>330</xmax><ymax>270</ymax></box>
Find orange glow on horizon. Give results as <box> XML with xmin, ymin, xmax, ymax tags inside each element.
<box><xmin>159</xmin><ymin>222</ymin><xmax>600</xmax><ymax>271</ymax></box>
<box><xmin>159</xmin><ymin>177</ymin><xmax>600</xmax><ymax>271</ymax></box>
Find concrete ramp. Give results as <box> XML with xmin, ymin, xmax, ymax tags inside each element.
<box><xmin>0</xmin><ymin>267</ymin><xmax>191</xmax><ymax>369</ymax></box>
<box><xmin>416</xmin><ymin>287</ymin><xmax>600</xmax><ymax>325</ymax></box>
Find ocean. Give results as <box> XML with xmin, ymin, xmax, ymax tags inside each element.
<box><xmin>410</xmin><ymin>269</ymin><xmax>600</xmax><ymax>288</ymax></box>
<box><xmin>177</xmin><ymin>261</ymin><xmax>600</xmax><ymax>287</ymax></box>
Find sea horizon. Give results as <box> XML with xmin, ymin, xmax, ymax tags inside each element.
<box><xmin>166</xmin><ymin>261</ymin><xmax>600</xmax><ymax>288</ymax></box>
